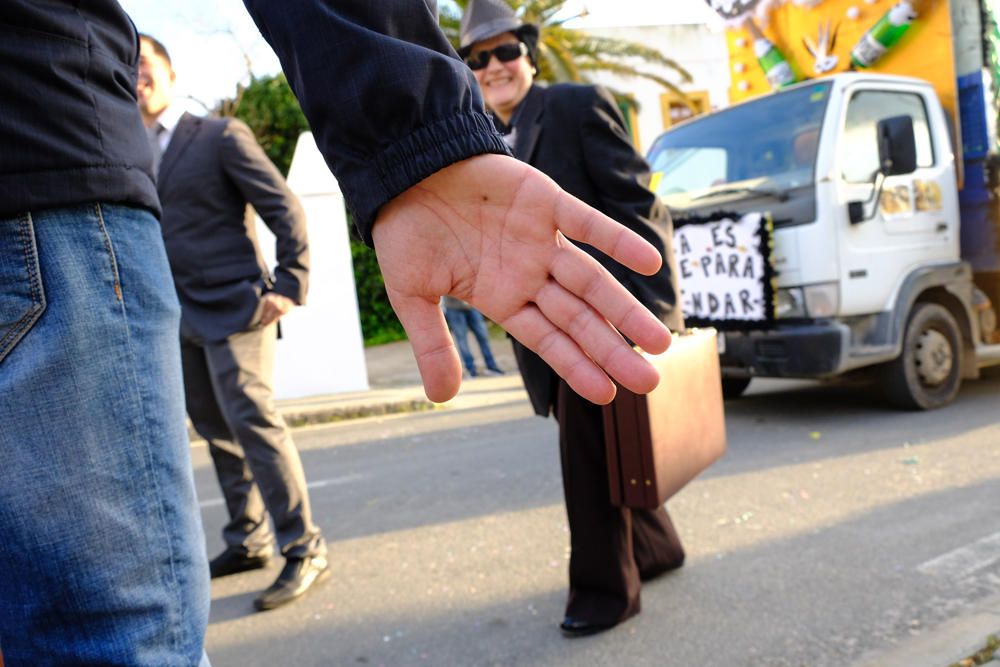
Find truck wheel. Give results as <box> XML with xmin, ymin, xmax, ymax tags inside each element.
<box><xmin>722</xmin><ymin>376</ymin><xmax>752</xmax><ymax>399</ymax></box>
<box><xmin>883</xmin><ymin>303</ymin><xmax>962</xmax><ymax>410</ymax></box>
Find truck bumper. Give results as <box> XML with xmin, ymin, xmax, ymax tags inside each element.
<box><xmin>719</xmin><ymin>322</ymin><xmax>849</xmax><ymax>378</ymax></box>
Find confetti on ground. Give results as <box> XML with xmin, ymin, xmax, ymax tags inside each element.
<box><xmin>809</xmin><ymin>431</ymin><xmax>822</xmax><ymax>440</ymax></box>
<box><xmin>901</xmin><ymin>457</ymin><xmax>920</xmax><ymax>465</ymax></box>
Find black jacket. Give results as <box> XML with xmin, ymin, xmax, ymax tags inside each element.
<box><xmin>0</xmin><ymin>1</ymin><xmax>159</xmax><ymax>219</ymax></box>
<box><xmin>509</xmin><ymin>84</ymin><xmax>683</xmax><ymax>416</ymax></box>
<box><xmin>4</xmin><ymin>0</ymin><xmax>506</xmax><ymax>240</ymax></box>
<box><xmin>158</xmin><ymin>114</ymin><xmax>309</xmax><ymax>342</ymax></box>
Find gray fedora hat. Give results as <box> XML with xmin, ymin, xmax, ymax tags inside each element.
<box><xmin>458</xmin><ymin>0</ymin><xmax>540</xmax><ymax>58</ymax></box>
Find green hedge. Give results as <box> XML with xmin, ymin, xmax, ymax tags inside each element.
<box><xmin>348</xmin><ymin>227</ymin><xmax>407</xmax><ymax>345</ymax></box>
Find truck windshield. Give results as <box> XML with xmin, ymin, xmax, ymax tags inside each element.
<box><xmin>647</xmin><ymin>82</ymin><xmax>832</xmax><ymax>226</ymax></box>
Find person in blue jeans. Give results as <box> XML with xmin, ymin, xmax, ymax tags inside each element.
<box><xmin>443</xmin><ymin>296</ymin><xmax>505</xmax><ymax>377</ymax></box>
<box><xmin>2</xmin><ymin>5</ymin><xmax>211</xmax><ymax>665</ymax></box>
<box><xmin>1</xmin><ymin>2</ymin><xmax>672</xmax><ymax>664</ymax></box>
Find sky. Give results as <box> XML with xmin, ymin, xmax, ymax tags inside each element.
<box><xmin>119</xmin><ymin>0</ymin><xmax>720</xmax><ymax>112</ymax></box>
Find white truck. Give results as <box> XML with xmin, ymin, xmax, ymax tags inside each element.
<box><xmin>646</xmin><ymin>0</ymin><xmax>1000</xmax><ymax>409</ymax></box>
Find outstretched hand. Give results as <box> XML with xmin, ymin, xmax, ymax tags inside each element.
<box><xmin>372</xmin><ymin>154</ymin><xmax>671</xmax><ymax>404</ymax></box>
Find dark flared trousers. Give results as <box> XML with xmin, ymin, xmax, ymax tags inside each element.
<box><xmin>555</xmin><ymin>378</ymin><xmax>685</xmax><ymax>626</ymax></box>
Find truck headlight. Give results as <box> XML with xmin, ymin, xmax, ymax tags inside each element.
<box><xmin>775</xmin><ymin>283</ymin><xmax>839</xmax><ymax>319</ymax></box>
<box><xmin>803</xmin><ymin>282</ymin><xmax>839</xmax><ymax>318</ymax></box>
<box><xmin>776</xmin><ymin>287</ymin><xmax>806</xmax><ymax>318</ymax></box>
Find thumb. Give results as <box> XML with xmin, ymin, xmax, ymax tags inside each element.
<box><xmin>386</xmin><ymin>290</ymin><xmax>464</xmax><ymax>403</ymax></box>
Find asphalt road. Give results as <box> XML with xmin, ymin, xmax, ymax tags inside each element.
<box><xmin>196</xmin><ymin>369</ymin><xmax>1000</xmax><ymax>667</ymax></box>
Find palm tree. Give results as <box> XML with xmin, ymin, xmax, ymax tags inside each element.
<box><xmin>439</xmin><ymin>0</ymin><xmax>692</xmax><ymax>98</ymax></box>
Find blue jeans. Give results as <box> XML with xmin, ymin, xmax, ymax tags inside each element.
<box><xmin>0</xmin><ymin>205</ymin><xmax>210</xmax><ymax>666</ymax></box>
<box><xmin>444</xmin><ymin>307</ymin><xmax>498</xmax><ymax>374</ymax></box>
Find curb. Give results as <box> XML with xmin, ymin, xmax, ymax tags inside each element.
<box><xmin>187</xmin><ymin>375</ymin><xmax>527</xmax><ymax>444</ymax></box>
<box><xmin>186</xmin><ymin>395</ymin><xmax>438</xmax><ymax>444</ymax></box>
<box><xmin>850</xmin><ymin>593</ymin><xmax>1000</xmax><ymax>667</ymax></box>
<box><xmin>282</xmin><ymin>397</ymin><xmax>440</xmax><ymax>428</ymax></box>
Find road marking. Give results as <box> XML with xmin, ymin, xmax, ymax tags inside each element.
<box><xmin>198</xmin><ymin>472</ymin><xmax>367</xmax><ymax>509</ymax></box>
<box><xmin>918</xmin><ymin>531</ymin><xmax>1000</xmax><ymax>579</ymax></box>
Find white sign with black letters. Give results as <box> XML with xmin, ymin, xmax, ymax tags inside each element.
<box><xmin>674</xmin><ymin>211</ymin><xmax>772</xmax><ymax>324</ymax></box>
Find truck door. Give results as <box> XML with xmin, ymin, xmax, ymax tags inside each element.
<box><xmin>835</xmin><ymin>85</ymin><xmax>959</xmax><ymax>316</ymax></box>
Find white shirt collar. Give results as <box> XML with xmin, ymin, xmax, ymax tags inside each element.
<box><xmin>156</xmin><ymin>103</ymin><xmax>186</xmax><ymax>135</ymax></box>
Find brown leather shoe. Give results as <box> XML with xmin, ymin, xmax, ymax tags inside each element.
<box><xmin>253</xmin><ymin>556</ymin><xmax>330</xmax><ymax>611</ymax></box>
<box><xmin>208</xmin><ymin>547</ymin><xmax>271</xmax><ymax>579</ymax></box>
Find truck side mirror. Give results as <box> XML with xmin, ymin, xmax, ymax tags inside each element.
<box><xmin>848</xmin><ymin>115</ymin><xmax>918</xmax><ymax>225</ymax></box>
<box><xmin>848</xmin><ymin>201</ymin><xmax>865</xmax><ymax>224</ymax></box>
<box><xmin>877</xmin><ymin>115</ymin><xmax>917</xmax><ymax>176</ymax></box>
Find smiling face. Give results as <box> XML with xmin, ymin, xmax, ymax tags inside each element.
<box><xmin>137</xmin><ymin>37</ymin><xmax>175</xmax><ymax>127</ymax></box>
<box><xmin>469</xmin><ymin>33</ymin><xmax>534</xmax><ymax>125</ymax></box>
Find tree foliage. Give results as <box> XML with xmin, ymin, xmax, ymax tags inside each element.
<box><xmin>350</xmin><ymin>239</ymin><xmax>408</xmax><ymax>345</ymax></box>
<box><xmin>219</xmin><ymin>73</ymin><xmax>309</xmax><ymax>177</ymax></box>
<box><xmin>439</xmin><ymin>0</ymin><xmax>692</xmax><ymax>98</ymax></box>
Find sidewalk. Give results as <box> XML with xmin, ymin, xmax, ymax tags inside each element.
<box><xmin>276</xmin><ymin>337</ymin><xmax>526</xmax><ymax>427</ymax></box>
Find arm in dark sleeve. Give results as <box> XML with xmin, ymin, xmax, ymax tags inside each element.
<box><xmin>221</xmin><ymin>118</ymin><xmax>309</xmax><ymax>305</ymax></box>
<box><xmin>576</xmin><ymin>85</ymin><xmax>683</xmax><ymax>329</ymax></box>
<box><xmin>240</xmin><ymin>0</ymin><xmax>511</xmax><ymax>245</ymax></box>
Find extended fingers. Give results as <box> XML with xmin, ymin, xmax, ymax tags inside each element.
<box><xmin>502</xmin><ymin>305</ymin><xmax>618</xmax><ymax>405</ymax></box>
<box><xmin>548</xmin><ymin>243</ymin><xmax>671</xmax><ymax>356</ymax></box>
<box><xmin>533</xmin><ymin>280</ymin><xmax>662</xmax><ymax>396</ymax></box>
<box><xmin>553</xmin><ymin>191</ymin><xmax>663</xmax><ymax>277</ymax></box>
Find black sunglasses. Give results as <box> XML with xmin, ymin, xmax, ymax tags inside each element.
<box><xmin>464</xmin><ymin>42</ymin><xmax>529</xmax><ymax>70</ymax></box>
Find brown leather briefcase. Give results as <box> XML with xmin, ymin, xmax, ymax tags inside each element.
<box><xmin>603</xmin><ymin>328</ymin><xmax>727</xmax><ymax>509</ymax></box>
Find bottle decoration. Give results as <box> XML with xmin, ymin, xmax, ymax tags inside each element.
<box><xmin>755</xmin><ymin>38</ymin><xmax>798</xmax><ymax>87</ymax></box>
<box><xmin>850</xmin><ymin>1</ymin><xmax>917</xmax><ymax>69</ymax></box>
<box><xmin>747</xmin><ymin>19</ymin><xmax>798</xmax><ymax>89</ymax></box>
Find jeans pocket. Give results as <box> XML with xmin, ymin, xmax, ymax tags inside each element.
<box><xmin>0</xmin><ymin>214</ymin><xmax>46</xmax><ymax>364</ymax></box>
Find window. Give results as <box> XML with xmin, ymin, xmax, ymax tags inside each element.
<box><xmin>648</xmin><ymin>82</ymin><xmax>831</xmax><ymax>195</ymax></box>
<box><xmin>841</xmin><ymin>91</ymin><xmax>934</xmax><ymax>183</ymax></box>
<box><xmin>649</xmin><ymin>147</ymin><xmax>728</xmax><ymax>195</ymax></box>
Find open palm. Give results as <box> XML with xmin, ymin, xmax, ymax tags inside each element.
<box><xmin>373</xmin><ymin>154</ymin><xmax>671</xmax><ymax>404</ymax></box>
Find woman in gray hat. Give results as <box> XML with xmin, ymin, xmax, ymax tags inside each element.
<box><xmin>459</xmin><ymin>0</ymin><xmax>688</xmax><ymax>639</ymax></box>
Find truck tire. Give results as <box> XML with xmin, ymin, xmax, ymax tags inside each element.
<box><xmin>883</xmin><ymin>303</ymin><xmax>962</xmax><ymax>410</ymax></box>
<box><xmin>722</xmin><ymin>376</ymin><xmax>752</xmax><ymax>399</ymax></box>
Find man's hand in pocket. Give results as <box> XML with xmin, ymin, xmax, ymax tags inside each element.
<box><xmin>259</xmin><ymin>293</ymin><xmax>296</xmax><ymax>326</ymax></box>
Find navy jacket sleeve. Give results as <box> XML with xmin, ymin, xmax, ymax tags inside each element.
<box><xmin>241</xmin><ymin>0</ymin><xmax>511</xmax><ymax>245</ymax></box>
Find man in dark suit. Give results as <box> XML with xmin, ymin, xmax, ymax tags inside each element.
<box><xmin>138</xmin><ymin>34</ymin><xmax>327</xmax><ymax>612</ymax></box>
<box><xmin>459</xmin><ymin>0</ymin><xmax>687</xmax><ymax>637</ymax></box>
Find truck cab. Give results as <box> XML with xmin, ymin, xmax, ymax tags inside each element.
<box><xmin>648</xmin><ymin>72</ymin><xmax>999</xmax><ymax>408</ymax></box>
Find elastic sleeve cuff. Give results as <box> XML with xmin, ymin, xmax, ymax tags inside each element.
<box><xmin>347</xmin><ymin>111</ymin><xmax>511</xmax><ymax>246</ymax></box>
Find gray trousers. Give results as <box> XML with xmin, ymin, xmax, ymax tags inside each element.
<box><xmin>181</xmin><ymin>322</ymin><xmax>325</xmax><ymax>560</ymax></box>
